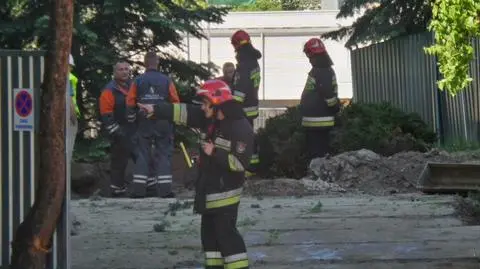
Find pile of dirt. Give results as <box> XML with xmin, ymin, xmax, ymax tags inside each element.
<box><xmin>309</xmin><ymin>148</ymin><xmax>480</xmax><ymax>195</ymax></box>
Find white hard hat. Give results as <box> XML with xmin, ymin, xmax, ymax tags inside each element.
<box><xmin>69</xmin><ymin>54</ymin><xmax>75</xmax><ymax>66</ymax></box>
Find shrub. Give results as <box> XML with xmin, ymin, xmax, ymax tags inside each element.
<box><xmin>257</xmin><ymin>102</ymin><xmax>438</xmax><ymax>178</ymax></box>
<box><xmin>73</xmin><ymin>136</ymin><xmax>110</xmax><ymax>163</ymax></box>
<box><xmin>256</xmin><ymin>106</ymin><xmax>308</xmax><ymax>179</ymax></box>
<box><xmin>331</xmin><ymin>102</ymin><xmax>437</xmax><ymax>156</ymax></box>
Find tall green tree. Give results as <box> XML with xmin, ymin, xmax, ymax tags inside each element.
<box><xmin>424</xmin><ymin>0</ymin><xmax>480</xmax><ymax>96</ymax></box>
<box><xmin>0</xmin><ymin>0</ymin><xmax>227</xmax><ymax>109</ymax></box>
<box><xmin>322</xmin><ymin>0</ymin><xmax>432</xmax><ymax>48</ymax></box>
<box><xmin>231</xmin><ymin>0</ymin><xmax>321</xmax><ymax>11</ymax></box>
<box><xmin>0</xmin><ymin>0</ymin><xmax>227</xmax><ymax>159</ymax></box>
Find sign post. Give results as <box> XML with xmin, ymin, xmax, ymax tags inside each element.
<box><xmin>13</xmin><ymin>88</ymin><xmax>35</xmax><ymax>132</ymax></box>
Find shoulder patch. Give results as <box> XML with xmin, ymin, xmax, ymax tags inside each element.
<box><xmin>236</xmin><ymin>141</ymin><xmax>247</xmax><ymax>154</ymax></box>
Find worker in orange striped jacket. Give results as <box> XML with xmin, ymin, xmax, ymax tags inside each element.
<box><xmin>126</xmin><ymin>52</ymin><xmax>180</xmax><ymax>198</ymax></box>
<box><xmin>99</xmin><ymin>61</ymin><xmax>136</xmax><ymax>197</ymax></box>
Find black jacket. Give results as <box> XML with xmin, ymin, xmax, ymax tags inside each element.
<box><xmin>153</xmin><ymin>101</ymin><xmax>254</xmax><ymax>214</ymax></box>
<box><xmin>300</xmin><ymin>66</ymin><xmax>340</xmax><ymax>128</ymax></box>
<box><xmin>232</xmin><ymin>45</ymin><xmax>262</xmax><ymax>119</ymax></box>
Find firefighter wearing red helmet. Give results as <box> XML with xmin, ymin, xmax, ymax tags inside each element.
<box><xmin>230</xmin><ymin>29</ymin><xmax>262</xmax><ymax>174</ymax></box>
<box><xmin>137</xmin><ymin>79</ymin><xmax>253</xmax><ymax>269</ymax></box>
<box><xmin>301</xmin><ymin>37</ymin><xmax>340</xmax><ymax>160</ymax></box>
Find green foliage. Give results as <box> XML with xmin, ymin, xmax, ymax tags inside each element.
<box><xmin>331</xmin><ymin>102</ymin><xmax>437</xmax><ymax>155</ymax></box>
<box><xmin>441</xmin><ymin>138</ymin><xmax>480</xmax><ymax>152</ymax></box>
<box><xmin>257</xmin><ymin>103</ymin><xmax>437</xmax><ymax>178</ymax></box>
<box><xmin>0</xmin><ymin>0</ymin><xmax>226</xmax><ymax>162</ymax></box>
<box><xmin>232</xmin><ymin>0</ymin><xmax>282</xmax><ymax>11</ymax></box>
<box><xmin>230</xmin><ymin>0</ymin><xmax>319</xmax><ymax>11</ymax></box>
<box><xmin>0</xmin><ymin>0</ymin><xmax>227</xmax><ymax>108</ymax></box>
<box><xmin>256</xmin><ymin>106</ymin><xmax>308</xmax><ymax>178</ymax></box>
<box><xmin>322</xmin><ymin>0</ymin><xmax>433</xmax><ymax>48</ymax></box>
<box><xmin>73</xmin><ymin>136</ymin><xmax>110</xmax><ymax>163</ymax></box>
<box><xmin>174</xmin><ymin>81</ymin><xmax>201</xmax><ymax>149</ymax></box>
<box><xmin>424</xmin><ymin>0</ymin><xmax>480</xmax><ymax>96</ymax></box>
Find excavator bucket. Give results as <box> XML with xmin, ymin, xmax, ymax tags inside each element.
<box><xmin>418</xmin><ymin>162</ymin><xmax>480</xmax><ymax>194</ymax></box>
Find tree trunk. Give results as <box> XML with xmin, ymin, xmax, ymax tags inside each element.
<box><xmin>9</xmin><ymin>0</ymin><xmax>73</xmax><ymax>268</ymax></box>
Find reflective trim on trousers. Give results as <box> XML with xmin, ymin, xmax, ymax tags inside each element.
<box><xmin>206</xmin><ymin>187</ymin><xmax>243</xmax><ymax>209</ymax></box>
<box><xmin>127</xmin><ymin>113</ymin><xmax>136</xmax><ymax>122</ymax></box>
<box><xmin>110</xmin><ymin>184</ymin><xmax>126</xmax><ymax>194</ymax></box>
<box><xmin>133</xmin><ymin>174</ymin><xmax>148</xmax><ymax>184</ymax></box>
<box><xmin>157</xmin><ymin>175</ymin><xmax>172</xmax><ymax>184</ymax></box>
<box><xmin>205</xmin><ymin>251</ymin><xmax>224</xmax><ymax>267</ymax></box>
<box><xmin>106</xmin><ymin>122</ymin><xmax>119</xmax><ymax>134</ymax></box>
<box><xmin>147</xmin><ymin>177</ymin><xmax>156</xmax><ymax>187</ymax></box>
<box><xmin>224</xmin><ymin>252</ymin><xmax>249</xmax><ymax>269</ymax></box>
<box><xmin>301</xmin><ymin>116</ymin><xmax>335</xmax><ymax>127</ymax></box>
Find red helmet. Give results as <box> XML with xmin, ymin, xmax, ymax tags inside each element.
<box><xmin>231</xmin><ymin>30</ymin><xmax>251</xmax><ymax>50</ymax></box>
<box><xmin>303</xmin><ymin>38</ymin><xmax>327</xmax><ymax>58</ymax></box>
<box><xmin>196</xmin><ymin>79</ymin><xmax>233</xmax><ymax>106</ymax></box>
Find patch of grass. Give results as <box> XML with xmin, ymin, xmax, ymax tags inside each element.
<box><xmin>453</xmin><ymin>192</ymin><xmax>480</xmax><ymax>225</ymax></box>
<box><xmin>441</xmin><ymin>139</ymin><xmax>480</xmax><ymax>152</ymax></box>
<box><xmin>163</xmin><ymin>200</ymin><xmax>194</xmax><ymax>216</ymax></box>
<box><xmin>309</xmin><ymin>201</ymin><xmax>323</xmax><ymax>213</ymax></box>
<box><xmin>266</xmin><ymin>229</ymin><xmax>280</xmax><ymax>245</ymax></box>
<box><xmin>153</xmin><ymin>220</ymin><xmax>171</xmax><ymax>232</ymax></box>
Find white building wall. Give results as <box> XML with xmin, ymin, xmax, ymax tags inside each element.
<box><xmin>179</xmin><ymin>10</ymin><xmax>356</xmax><ymax>99</ymax></box>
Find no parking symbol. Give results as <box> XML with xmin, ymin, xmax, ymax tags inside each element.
<box><xmin>13</xmin><ymin>88</ymin><xmax>35</xmax><ymax>132</ymax></box>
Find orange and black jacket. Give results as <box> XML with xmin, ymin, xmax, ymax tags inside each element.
<box><xmin>99</xmin><ymin>80</ymin><xmax>131</xmax><ymax>136</ymax></box>
<box><xmin>126</xmin><ymin>69</ymin><xmax>180</xmax><ymax>123</ymax></box>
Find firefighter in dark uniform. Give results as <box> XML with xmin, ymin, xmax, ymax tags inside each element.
<box><xmin>126</xmin><ymin>52</ymin><xmax>180</xmax><ymax>198</ymax></box>
<box><xmin>99</xmin><ymin>61</ymin><xmax>136</xmax><ymax>197</ymax></box>
<box><xmin>230</xmin><ymin>29</ymin><xmax>262</xmax><ymax>174</ymax></box>
<box><xmin>138</xmin><ymin>79</ymin><xmax>253</xmax><ymax>269</ymax></box>
<box><xmin>300</xmin><ymin>37</ymin><xmax>340</xmax><ymax>160</ymax></box>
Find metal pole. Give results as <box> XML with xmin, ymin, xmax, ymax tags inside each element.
<box><xmin>261</xmin><ymin>32</ymin><xmax>265</xmax><ymax>100</ymax></box>
<box><xmin>187</xmin><ymin>33</ymin><xmax>190</xmax><ymax>61</ymax></box>
<box><xmin>64</xmin><ymin>75</ymin><xmax>72</xmax><ymax>269</ymax></box>
<box><xmin>206</xmin><ymin>0</ymin><xmax>211</xmax><ymax>69</ymax></box>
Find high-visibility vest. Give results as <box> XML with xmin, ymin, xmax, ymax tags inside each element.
<box><xmin>69</xmin><ymin>72</ymin><xmax>80</xmax><ymax>117</ymax></box>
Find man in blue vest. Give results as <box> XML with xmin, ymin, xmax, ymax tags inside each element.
<box><xmin>126</xmin><ymin>52</ymin><xmax>180</xmax><ymax>198</ymax></box>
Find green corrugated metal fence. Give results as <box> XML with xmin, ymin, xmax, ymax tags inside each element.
<box><xmin>439</xmin><ymin>38</ymin><xmax>480</xmax><ymax>142</ymax></box>
<box><xmin>351</xmin><ymin>32</ymin><xmax>480</xmax><ymax>143</ymax></box>
<box><xmin>0</xmin><ymin>50</ymin><xmax>69</xmax><ymax>269</ymax></box>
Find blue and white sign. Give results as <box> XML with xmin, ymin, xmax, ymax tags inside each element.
<box><xmin>13</xmin><ymin>88</ymin><xmax>35</xmax><ymax>132</ymax></box>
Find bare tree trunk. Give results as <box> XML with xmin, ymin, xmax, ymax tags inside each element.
<box><xmin>9</xmin><ymin>0</ymin><xmax>73</xmax><ymax>268</ymax></box>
